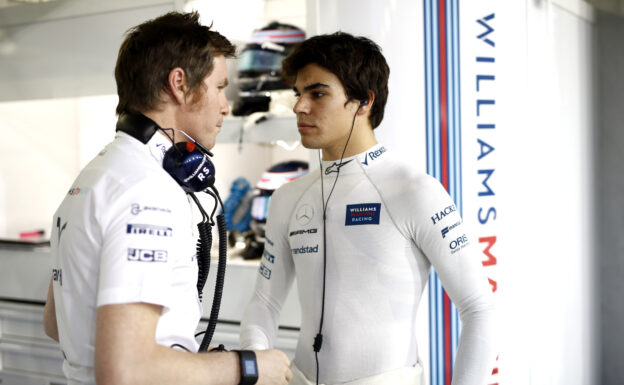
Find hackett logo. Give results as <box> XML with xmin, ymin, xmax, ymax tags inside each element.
<box><xmin>431</xmin><ymin>204</ymin><xmax>457</xmax><ymax>225</ymax></box>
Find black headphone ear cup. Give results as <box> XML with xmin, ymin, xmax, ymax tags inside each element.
<box><xmin>163</xmin><ymin>143</ymin><xmax>216</xmax><ymax>192</ymax></box>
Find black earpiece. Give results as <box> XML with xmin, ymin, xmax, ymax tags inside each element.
<box><xmin>359</xmin><ymin>99</ymin><xmax>369</xmax><ymax>106</ymax></box>
<box><xmin>116</xmin><ymin>112</ymin><xmax>216</xmax><ymax>193</ymax></box>
<box><xmin>163</xmin><ymin>141</ymin><xmax>215</xmax><ymax>192</ymax></box>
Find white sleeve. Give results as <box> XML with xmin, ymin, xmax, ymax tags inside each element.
<box><xmin>240</xmin><ymin>189</ymin><xmax>295</xmax><ymax>349</ymax></box>
<box><xmin>412</xmin><ymin>175</ymin><xmax>497</xmax><ymax>385</ymax></box>
<box><xmin>97</xmin><ymin>178</ymin><xmax>182</xmax><ymax>310</ymax></box>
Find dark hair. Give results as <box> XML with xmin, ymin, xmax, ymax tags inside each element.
<box><xmin>282</xmin><ymin>32</ymin><xmax>389</xmax><ymax>128</ymax></box>
<box><xmin>115</xmin><ymin>11</ymin><xmax>236</xmax><ymax>115</ymax></box>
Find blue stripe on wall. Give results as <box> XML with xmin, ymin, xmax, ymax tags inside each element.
<box><xmin>424</xmin><ymin>0</ymin><xmax>463</xmax><ymax>383</ymax></box>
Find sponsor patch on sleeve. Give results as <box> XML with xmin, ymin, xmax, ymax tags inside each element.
<box><xmin>259</xmin><ymin>263</ymin><xmax>272</xmax><ymax>280</ymax></box>
<box><xmin>345</xmin><ymin>203</ymin><xmax>381</xmax><ymax>226</ymax></box>
<box><xmin>127</xmin><ymin>248</ymin><xmax>168</xmax><ymax>262</ymax></box>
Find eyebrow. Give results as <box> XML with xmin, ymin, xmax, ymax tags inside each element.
<box><xmin>293</xmin><ymin>82</ymin><xmax>330</xmax><ymax>93</ymax></box>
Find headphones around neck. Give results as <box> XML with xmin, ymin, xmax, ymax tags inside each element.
<box><xmin>116</xmin><ymin>111</ymin><xmax>228</xmax><ymax>352</ymax></box>
<box><xmin>116</xmin><ymin>112</ymin><xmax>216</xmax><ymax>193</ymax></box>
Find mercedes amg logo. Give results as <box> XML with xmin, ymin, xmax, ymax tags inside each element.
<box><xmin>296</xmin><ymin>204</ymin><xmax>314</xmax><ymax>225</ymax></box>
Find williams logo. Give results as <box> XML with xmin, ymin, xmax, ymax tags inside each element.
<box><xmin>345</xmin><ymin>203</ymin><xmax>381</xmax><ymax>226</ymax></box>
<box><xmin>430</xmin><ymin>204</ymin><xmax>457</xmax><ymax>225</ymax></box>
<box><xmin>361</xmin><ymin>146</ymin><xmax>387</xmax><ymax>166</ymax></box>
<box><xmin>449</xmin><ymin>234</ymin><xmax>469</xmax><ymax>254</ymax></box>
<box><xmin>127</xmin><ymin>248</ymin><xmax>168</xmax><ymax>262</ymax></box>
<box><xmin>126</xmin><ymin>223</ymin><xmax>172</xmax><ymax>237</ymax></box>
<box><xmin>441</xmin><ymin>221</ymin><xmax>462</xmax><ymax>238</ymax></box>
<box><xmin>289</xmin><ymin>228</ymin><xmax>318</xmax><ymax>237</ymax></box>
<box><xmin>296</xmin><ymin>204</ymin><xmax>314</xmax><ymax>225</ymax></box>
<box><xmin>292</xmin><ymin>244</ymin><xmax>319</xmax><ymax>254</ymax></box>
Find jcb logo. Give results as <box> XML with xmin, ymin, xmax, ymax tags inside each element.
<box><xmin>127</xmin><ymin>248</ymin><xmax>168</xmax><ymax>262</ymax></box>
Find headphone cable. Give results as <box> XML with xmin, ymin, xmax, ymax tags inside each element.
<box><xmin>314</xmin><ymin>104</ymin><xmax>362</xmax><ymax>385</ymax></box>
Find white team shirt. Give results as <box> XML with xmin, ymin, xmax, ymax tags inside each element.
<box><xmin>241</xmin><ymin>143</ymin><xmax>496</xmax><ymax>384</ymax></box>
<box><xmin>50</xmin><ymin>131</ymin><xmax>201</xmax><ymax>384</ymax></box>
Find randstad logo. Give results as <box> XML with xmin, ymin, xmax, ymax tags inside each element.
<box><xmin>361</xmin><ymin>146</ymin><xmax>387</xmax><ymax>166</ymax></box>
<box><xmin>291</xmin><ymin>244</ymin><xmax>319</xmax><ymax>254</ymax></box>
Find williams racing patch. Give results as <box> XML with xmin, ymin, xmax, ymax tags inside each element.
<box><xmin>345</xmin><ymin>203</ymin><xmax>381</xmax><ymax>226</ymax></box>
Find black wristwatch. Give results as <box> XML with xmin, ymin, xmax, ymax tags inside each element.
<box><xmin>234</xmin><ymin>350</ymin><xmax>258</xmax><ymax>385</ymax></box>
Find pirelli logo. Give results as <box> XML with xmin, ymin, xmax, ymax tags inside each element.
<box><xmin>126</xmin><ymin>223</ymin><xmax>172</xmax><ymax>237</ymax></box>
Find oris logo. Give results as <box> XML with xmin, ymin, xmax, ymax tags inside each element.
<box><xmin>431</xmin><ymin>204</ymin><xmax>457</xmax><ymax>225</ymax></box>
<box><xmin>449</xmin><ymin>234</ymin><xmax>469</xmax><ymax>254</ymax></box>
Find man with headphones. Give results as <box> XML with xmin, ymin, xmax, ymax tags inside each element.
<box><xmin>240</xmin><ymin>33</ymin><xmax>497</xmax><ymax>385</ymax></box>
<box><xmin>42</xmin><ymin>11</ymin><xmax>291</xmax><ymax>385</ymax></box>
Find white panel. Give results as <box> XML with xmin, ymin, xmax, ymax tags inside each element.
<box><xmin>460</xmin><ymin>0</ymin><xmax>597</xmax><ymax>384</ymax></box>
<box><xmin>0</xmin><ymin>2</ymin><xmax>176</xmax><ymax>102</ymax></box>
<box><xmin>314</xmin><ymin>0</ymin><xmax>426</xmax><ymax>171</ymax></box>
<box><xmin>0</xmin><ymin>98</ymin><xmax>80</xmax><ymax>239</ymax></box>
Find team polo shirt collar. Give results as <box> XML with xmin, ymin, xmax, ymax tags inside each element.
<box><xmin>146</xmin><ymin>131</ymin><xmax>174</xmax><ymax>165</ymax></box>
<box><xmin>116</xmin><ymin>130</ymin><xmax>174</xmax><ymax>167</ymax></box>
<box><xmin>320</xmin><ymin>143</ymin><xmax>387</xmax><ymax>176</ymax></box>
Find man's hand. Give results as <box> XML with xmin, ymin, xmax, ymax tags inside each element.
<box><xmin>255</xmin><ymin>349</ymin><xmax>292</xmax><ymax>385</ymax></box>
<box><xmin>43</xmin><ymin>277</ymin><xmax>59</xmax><ymax>342</ymax></box>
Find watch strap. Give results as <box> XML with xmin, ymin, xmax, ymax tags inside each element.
<box><xmin>234</xmin><ymin>350</ymin><xmax>258</xmax><ymax>385</ymax></box>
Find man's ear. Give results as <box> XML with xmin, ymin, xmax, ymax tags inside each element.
<box><xmin>168</xmin><ymin>67</ymin><xmax>187</xmax><ymax>105</ymax></box>
<box><xmin>358</xmin><ymin>90</ymin><xmax>375</xmax><ymax>115</ymax></box>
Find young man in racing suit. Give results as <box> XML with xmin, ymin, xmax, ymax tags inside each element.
<box><xmin>240</xmin><ymin>32</ymin><xmax>496</xmax><ymax>385</ymax></box>
<box><xmin>43</xmin><ymin>11</ymin><xmax>291</xmax><ymax>385</ymax></box>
